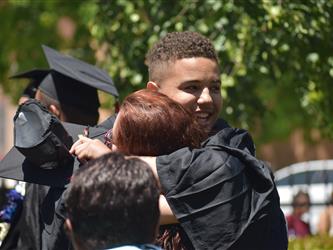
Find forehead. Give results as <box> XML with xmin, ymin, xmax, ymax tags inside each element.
<box><xmin>158</xmin><ymin>57</ymin><xmax>220</xmax><ymax>85</ymax></box>
<box><xmin>296</xmin><ymin>194</ymin><xmax>309</xmax><ymax>201</ymax></box>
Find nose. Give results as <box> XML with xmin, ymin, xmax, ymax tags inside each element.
<box><xmin>197</xmin><ymin>87</ymin><xmax>213</xmax><ymax>105</ymax></box>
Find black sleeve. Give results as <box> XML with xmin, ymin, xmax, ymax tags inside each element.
<box><xmin>157</xmin><ymin>128</ymin><xmax>256</xmax><ymax>219</ymax></box>
<box><xmin>156</xmin><ymin>128</ymin><xmax>287</xmax><ymax>250</ymax></box>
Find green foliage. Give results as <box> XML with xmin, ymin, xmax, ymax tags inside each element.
<box><xmin>0</xmin><ymin>0</ymin><xmax>93</xmax><ymax>102</ymax></box>
<box><xmin>1</xmin><ymin>0</ymin><xmax>333</xmax><ymax>143</ymax></box>
<box><xmin>289</xmin><ymin>235</ymin><xmax>333</xmax><ymax>250</ymax></box>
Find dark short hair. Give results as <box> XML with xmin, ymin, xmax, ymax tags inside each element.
<box><xmin>146</xmin><ymin>31</ymin><xmax>219</xmax><ymax>81</ymax></box>
<box><xmin>292</xmin><ymin>190</ymin><xmax>310</xmax><ymax>208</ymax></box>
<box><xmin>112</xmin><ymin>89</ymin><xmax>206</xmax><ymax>156</ymax></box>
<box><xmin>37</xmin><ymin>90</ymin><xmax>99</xmax><ymax>125</ymax></box>
<box><xmin>64</xmin><ymin>153</ymin><xmax>160</xmax><ymax>250</ymax></box>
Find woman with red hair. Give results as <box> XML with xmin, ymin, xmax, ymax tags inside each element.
<box><xmin>105</xmin><ymin>89</ymin><xmax>205</xmax><ymax>155</ymax></box>
<box><xmin>71</xmin><ymin>89</ymin><xmax>206</xmax><ymax>249</ymax></box>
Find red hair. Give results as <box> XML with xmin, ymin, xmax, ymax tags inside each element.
<box><xmin>113</xmin><ymin>89</ymin><xmax>205</xmax><ymax>156</ymax></box>
<box><xmin>106</xmin><ymin>89</ymin><xmax>201</xmax><ymax>249</ymax></box>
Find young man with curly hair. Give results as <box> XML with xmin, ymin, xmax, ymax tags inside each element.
<box><xmin>72</xmin><ymin>31</ymin><xmax>288</xmax><ymax>250</ymax></box>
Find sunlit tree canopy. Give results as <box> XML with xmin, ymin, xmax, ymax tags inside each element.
<box><xmin>1</xmin><ymin>0</ymin><xmax>333</xmax><ymax>144</ymax></box>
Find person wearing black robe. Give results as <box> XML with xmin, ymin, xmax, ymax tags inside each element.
<box><xmin>144</xmin><ymin>31</ymin><xmax>287</xmax><ymax>249</ymax></box>
<box><xmin>157</xmin><ymin>127</ymin><xmax>287</xmax><ymax>250</ymax></box>
<box><xmin>0</xmin><ymin>45</ymin><xmax>118</xmax><ymax>250</ymax></box>
<box><xmin>72</xmin><ymin>31</ymin><xmax>288</xmax><ymax>250</ymax></box>
<box><xmin>72</xmin><ymin>116</ymin><xmax>287</xmax><ymax>250</ymax></box>
<box><xmin>1</xmin><ymin>31</ymin><xmax>287</xmax><ymax>250</ymax></box>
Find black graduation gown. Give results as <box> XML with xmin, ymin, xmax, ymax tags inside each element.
<box><xmin>0</xmin><ymin>117</ymin><xmax>116</xmax><ymax>250</ymax></box>
<box><xmin>0</xmin><ymin>117</ymin><xmax>287</xmax><ymax>250</ymax></box>
<box><xmin>157</xmin><ymin>128</ymin><xmax>288</xmax><ymax>250</ymax></box>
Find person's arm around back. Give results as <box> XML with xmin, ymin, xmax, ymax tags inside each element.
<box><xmin>70</xmin><ymin>138</ymin><xmax>178</xmax><ymax>225</ymax></box>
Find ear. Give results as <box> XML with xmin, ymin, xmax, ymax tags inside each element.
<box><xmin>147</xmin><ymin>81</ymin><xmax>160</xmax><ymax>91</ymax></box>
<box><xmin>49</xmin><ymin>104</ymin><xmax>61</xmax><ymax>118</ymax></box>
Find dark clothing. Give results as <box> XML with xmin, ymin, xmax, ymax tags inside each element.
<box><xmin>96</xmin><ymin>115</ymin><xmax>117</xmax><ymax>130</ymax></box>
<box><xmin>1</xmin><ymin>184</ymin><xmax>46</xmax><ymax>250</ymax></box>
<box><xmin>0</xmin><ymin>117</ymin><xmax>116</xmax><ymax>250</ymax></box>
<box><xmin>0</xmin><ymin>122</ymin><xmax>98</xmax><ymax>187</ymax></box>
<box><xmin>1</xmin><ymin>118</ymin><xmax>287</xmax><ymax>250</ymax></box>
<box><xmin>0</xmin><ymin>184</ymin><xmax>70</xmax><ymax>250</ymax></box>
<box><xmin>157</xmin><ymin>128</ymin><xmax>288</xmax><ymax>250</ymax></box>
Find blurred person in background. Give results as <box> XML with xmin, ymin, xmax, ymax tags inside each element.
<box><xmin>286</xmin><ymin>190</ymin><xmax>311</xmax><ymax>238</ymax></box>
<box><xmin>317</xmin><ymin>191</ymin><xmax>333</xmax><ymax>236</ymax></box>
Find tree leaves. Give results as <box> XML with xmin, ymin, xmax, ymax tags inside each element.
<box><xmin>1</xmin><ymin>0</ymin><xmax>333</xmax><ymax>143</ymax></box>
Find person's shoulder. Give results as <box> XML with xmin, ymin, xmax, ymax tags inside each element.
<box><xmin>207</xmin><ymin>119</ymin><xmax>256</xmax><ymax>155</ymax></box>
<box><xmin>96</xmin><ymin>114</ymin><xmax>117</xmax><ymax>130</ymax></box>
<box><xmin>211</xmin><ymin>118</ymin><xmax>230</xmax><ymax>134</ymax></box>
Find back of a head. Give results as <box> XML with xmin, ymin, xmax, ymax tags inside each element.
<box><xmin>64</xmin><ymin>153</ymin><xmax>160</xmax><ymax>250</ymax></box>
<box><xmin>113</xmin><ymin>89</ymin><xmax>206</xmax><ymax>156</ymax></box>
<box><xmin>146</xmin><ymin>31</ymin><xmax>219</xmax><ymax>82</ymax></box>
<box><xmin>292</xmin><ymin>190</ymin><xmax>311</xmax><ymax>211</ymax></box>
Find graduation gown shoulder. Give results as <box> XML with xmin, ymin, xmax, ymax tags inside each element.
<box><xmin>156</xmin><ymin>127</ymin><xmax>288</xmax><ymax>250</ymax></box>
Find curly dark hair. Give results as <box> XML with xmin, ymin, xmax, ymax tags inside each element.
<box><xmin>146</xmin><ymin>31</ymin><xmax>219</xmax><ymax>81</ymax></box>
<box><xmin>64</xmin><ymin>153</ymin><xmax>160</xmax><ymax>250</ymax></box>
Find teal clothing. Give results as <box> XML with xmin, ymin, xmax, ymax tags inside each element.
<box><xmin>106</xmin><ymin>244</ymin><xmax>162</xmax><ymax>250</ymax></box>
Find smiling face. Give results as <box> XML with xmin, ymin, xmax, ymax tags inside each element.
<box><xmin>148</xmin><ymin>57</ymin><xmax>222</xmax><ymax>133</ymax></box>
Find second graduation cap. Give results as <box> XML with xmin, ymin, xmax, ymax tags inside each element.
<box><xmin>0</xmin><ymin>98</ymin><xmax>109</xmax><ymax>188</ymax></box>
<box><xmin>10</xmin><ymin>69</ymin><xmax>49</xmax><ymax>98</ymax></box>
<box><xmin>0</xmin><ymin>123</ymin><xmax>108</xmax><ymax>187</ymax></box>
<box><xmin>11</xmin><ymin>45</ymin><xmax>119</xmax><ymax>111</ymax></box>
<box><xmin>39</xmin><ymin>45</ymin><xmax>119</xmax><ymax>111</ymax></box>
<box><xmin>0</xmin><ymin>45</ymin><xmax>119</xmax><ymax>187</ymax></box>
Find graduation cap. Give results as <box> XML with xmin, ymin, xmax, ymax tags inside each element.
<box><xmin>11</xmin><ymin>45</ymin><xmax>119</xmax><ymax>111</ymax></box>
<box><xmin>0</xmin><ymin>118</ymin><xmax>110</xmax><ymax>187</ymax></box>
<box><xmin>0</xmin><ymin>45</ymin><xmax>118</xmax><ymax>187</ymax></box>
<box><xmin>0</xmin><ymin>99</ymin><xmax>112</xmax><ymax>187</ymax></box>
<box><xmin>0</xmin><ymin>124</ymin><xmax>108</xmax><ymax>187</ymax></box>
<box><xmin>10</xmin><ymin>69</ymin><xmax>49</xmax><ymax>98</ymax></box>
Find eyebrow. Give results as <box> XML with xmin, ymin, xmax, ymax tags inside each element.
<box><xmin>180</xmin><ymin>80</ymin><xmax>201</xmax><ymax>85</ymax></box>
<box><xmin>180</xmin><ymin>79</ymin><xmax>221</xmax><ymax>85</ymax></box>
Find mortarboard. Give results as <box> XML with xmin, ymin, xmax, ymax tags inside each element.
<box><xmin>0</xmin><ymin>121</ymin><xmax>109</xmax><ymax>187</ymax></box>
<box><xmin>0</xmin><ymin>98</ymin><xmax>115</xmax><ymax>187</ymax></box>
<box><xmin>10</xmin><ymin>69</ymin><xmax>49</xmax><ymax>98</ymax></box>
<box><xmin>10</xmin><ymin>69</ymin><xmax>49</xmax><ymax>83</ymax></box>
<box><xmin>0</xmin><ymin>44</ymin><xmax>119</xmax><ymax>187</ymax></box>
<box><xmin>0</xmin><ymin>99</ymin><xmax>111</xmax><ymax>187</ymax></box>
<box><xmin>38</xmin><ymin>45</ymin><xmax>118</xmax><ymax>111</ymax></box>
<box><xmin>0</xmin><ymin>96</ymin><xmax>114</xmax><ymax>187</ymax></box>
<box><xmin>10</xmin><ymin>45</ymin><xmax>119</xmax><ymax>110</ymax></box>
<box><xmin>42</xmin><ymin>45</ymin><xmax>118</xmax><ymax>97</ymax></box>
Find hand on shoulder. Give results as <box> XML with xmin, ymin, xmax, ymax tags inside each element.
<box><xmin>69</xmin><ymin>135</ymin><xmax>111</xmax><ymax>162</ymax></box>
